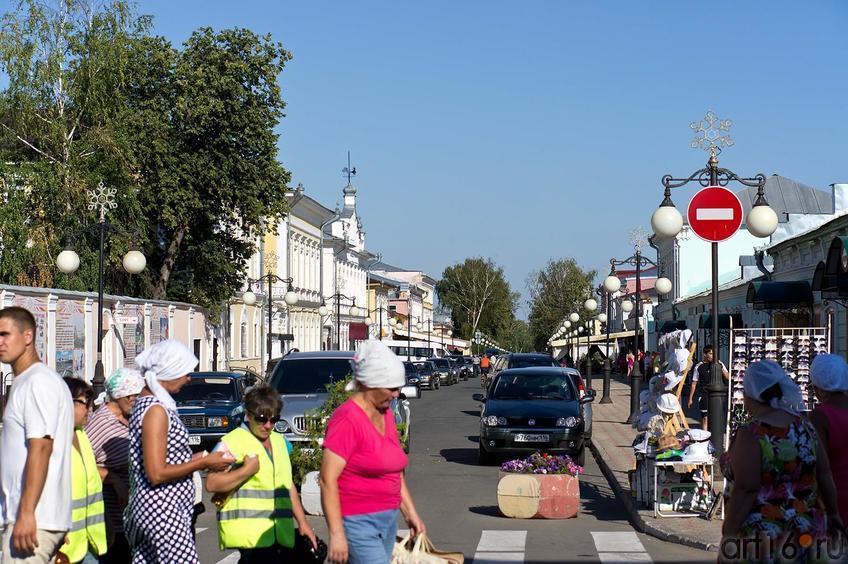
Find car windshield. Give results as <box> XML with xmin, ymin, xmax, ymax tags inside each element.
<box><xmin>431</xmin><ymin>359</ymin><xmax>450</xmax><ymax>368</ymax></box>
<box><xmin>173</xmin><ymin>378</ymin><xmax>238</xmax><ymax>403</ymax></box>
<box><xmin>404</xmin><ymin>363</ymin><xmax>417</xmax><ymax>374</ymax></box>
<box><xmin>413</xmin><ymin>363</ymin><xmax>433</xmax><ymax>374</ymax></box>
<box><xmin>489</xmin><ymin>373</ymin><xmax>574</xmax><ymax>401</ymax></box>
<box><xmin>270</xmin><ymin>358</ymin><xmax>353</xmax><ymax>394</ymax></box>
<box><xmin>510</xmin><ymin>356</ymin><xmax>558</xmax><ymax>369</ymax></box>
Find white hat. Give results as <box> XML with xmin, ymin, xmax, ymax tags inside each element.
<box><xmin>349</xmin><ymin>341</ymin><xmax>406</xmax><ymax>390</ymax></box>
<box><xmin>662</xmin><ymin>370</ymin><xmax>683</xmax><ymax>391</ymax></box>
<box><xmin>811</xmin><ymin>354</ymin><xmax>848</xmax><ymax>392</ymax></box>
<box><xmin>681</xmin><ymin>441</ymin><xmax>712</xmax><ymax>464</ymax></box>
<box><xmin>656</xmin><ymin>393</ymin><xmax>680</xmax><ymax>414</ymax></box>
<box><xmin>668</xmin><ymin>348</ymin><xmax>690</xmax><ymax>375</ymax></box>
<box><xmin>744</xmin><ymin>360</ymin><xmax>803</xmax><ymax>416</ymax></box>
<box><xmin>687</xmin><ymin>429</ymin><xmax>711</xmax><ymax>442</ymax></box>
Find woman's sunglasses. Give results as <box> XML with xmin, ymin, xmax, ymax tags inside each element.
<box><xmin>250</xmin><ymin>413</ymin><xmax>280</xmax><ymax>424</ymax></box>
<box><xmin>74</xmin><ymin>398</ymin><xmax>93</xmax><ymax>409</ymax></box>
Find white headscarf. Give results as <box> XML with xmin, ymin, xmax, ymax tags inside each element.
<box><xmin>743</xmin><ymin>360</ymin><xmax>804</xmax><ymax>416</ymax></box>
<box><xmin>346</xmin><ymin>340</ymin><xmax>406</xmax><ymax>391</ymax></box>
<box><xmin>135</xmin><ymin>340</ymin><xmax>198</xmax><ymax>411</ymax></box>
<box><xmin>810</xmin><ymin>354</ymin><xmax>848</xmax><ymax>392</ymax></box>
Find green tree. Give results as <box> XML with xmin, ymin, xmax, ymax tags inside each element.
<box><xmin>500</xmin><ymin>318</ymin><xmax>533</xmax><ymax>352</ymax></box>
<box><xmin>527</xmin><ymin>259</ymin><xmax>597</xmax><ymax>351</ymax></box>
<box><xmin>435</xmin><ymin>257</ymin><xmax>518</xmax><ymax>344</ymax></box>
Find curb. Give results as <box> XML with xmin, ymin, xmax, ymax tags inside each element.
<box><xmin>589</xmin><ymin>441</ymin><xmax>719</xmax><ymax>553</ymax></box>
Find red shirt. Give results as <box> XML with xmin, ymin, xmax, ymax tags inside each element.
<box><xmin>323</xmin><ymin>398</ymin><xmax>408</xmax><ymax>517</ymax></box>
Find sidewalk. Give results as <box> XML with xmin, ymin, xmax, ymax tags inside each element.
<box><xmin>589</xmin><ymin>371</ymin><xmax>723</xmax><ymax>552</ymax></box>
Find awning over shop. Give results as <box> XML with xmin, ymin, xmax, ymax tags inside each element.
<box><xmin>550</xmin><ymin>329</ymin><xmax>635</xmax><ymax>347</ymax></box>
<box><xmin>746</xmin><ymin>281</ymin><xmax>813</xmax><ymax>310</ymax></box>
<box><xmin>656</xmin><ymin>320</ymin><xmax>687</xmax><ymax>334</ymax></box>
<box><xmin>698</xmin><ymin>313</ymin><xmax>743</xmax><ymax>329</ymax></box>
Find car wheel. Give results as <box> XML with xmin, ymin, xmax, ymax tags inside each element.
<box><xmin>478</xmin><ymin>443</ymin><xmax>494</xmax><ymax>466</ymax></box>
<box><xmin>575</xmin><ymin>448</ymin><xmax>586</xmax><ymax>467</ymax></box>
<box><xmin>429</xmin><ymin>381</ymin><xmax>436</xmax><ymax>391</ymax></box>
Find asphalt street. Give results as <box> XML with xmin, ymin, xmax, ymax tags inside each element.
<box><xmin>195</xmin><ymin>378</ymin><xmax>713</xmax><ymax>563</ymax></box>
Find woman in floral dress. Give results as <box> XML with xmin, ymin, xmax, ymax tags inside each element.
<box><xmin>721</xmin><ymin>360</ymin><xmax>844</xmax><ymax>562</ymax></box>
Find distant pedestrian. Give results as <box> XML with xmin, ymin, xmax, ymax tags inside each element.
<box><xmin>687</xmin><ymin>345</ymin><xmax>729</xmax><ymax>430</ymax></box>
<box><xmin>626</xmin><ymin>350</ymin><xmax>634</xmax><ymax>377</ymax></box>
<box><xmin>206</xmin><ymin>384</ymin><xmax>316</xmax><ymax>562</ymax></box>
<box><xmin>124</xmin><ymin>340</ymin><xmax>230</xmax><ymax>563</ymax></box>
<box><xmin>59</xmin><ymin>377</ymin><xmax>107</xmax><ymax>564</ymax></box>
<box><xmin>320</xmin><ymin>341</ymin><xmax>426</xmax><ymax>564</ymax></box>
<box><xmin>721</xmin><ymin>360</ymin><xmax>843</xmax><ymax>562</ymax></box>
<box><xmin>85</xmin><ymin>368</ymin><xmax>144</xmax><ymax>563</ymax></box>
<box><xmin>0</xmin><ymin>306</ymin><xmax>74</xmax><ymax>563</ymax></box>
<box><xmin>809</xmin><ymin>354</ymin><xmax>848</xmax><ymax>527</ymax></box>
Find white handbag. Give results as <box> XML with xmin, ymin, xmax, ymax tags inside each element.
<box><xmin>391</xmin><ymin>533</ymin><xmax>464</xmax><ymax>564</ymax></box>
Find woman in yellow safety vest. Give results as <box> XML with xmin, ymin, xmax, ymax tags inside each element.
<box><xmin>206</xmin><ymin>384</ymin><xmax>317</xmax><ymax>563</ymax></box>
<box><xmin>58</xmin><ymin>377</ymin><xmax>107</xmax><ymax>564</ymax></box>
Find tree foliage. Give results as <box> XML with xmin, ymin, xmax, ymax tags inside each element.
<box><xmin>527</xmin><ymin>259</ymin><xmax>597</xmax><ymax>351</ymax></box>
<box><xmin>435</xmin><ymin>257</ymin><xmax>518</xmax><ymax>344</ymax></box>
<box><xmin>500</xmin><ymin>318</ymin><xmax>533</xmax><ymax>353</ymax></box>
<box><xmin>0</xmin><ymin>1</ymin><xmax>293</xmax><ymax>312</ymax></box>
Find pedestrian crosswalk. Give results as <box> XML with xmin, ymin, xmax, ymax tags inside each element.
<box><xmin>473</xmin><ymin>530</ymin><xmax>527</xmax><ymax>563</ymax></box>
<box><xmin>592</xmin><ymin>531</ymin><xmax>653</xmax><ymax>563</ymax></box>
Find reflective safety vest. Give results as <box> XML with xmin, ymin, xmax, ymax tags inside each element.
<box><xmin>60</xmin><ymin>430</ymin><xmax>107</xmax><ymax>563</ymax></box>
<box><xmin>216</xmin><ymin>427</ymin><xmax>295</xmax><ymax>550</ymax></box>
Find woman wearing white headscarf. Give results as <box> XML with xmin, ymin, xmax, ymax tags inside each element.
<box><xmin>720</xmin><ymin>360</ymin><xmax>843</xmax><ymax>562</ymax></box>
<box><xmin>810</xmin><ymin>354</ymin><xmax>848</xmax><ymax>527</ymax></box>
<box><xmin>320</xmin><ymin>341</ymin><xmax>426</xmax><ymax>564</ymax></box>
<box><xmin>124</xmin><ymin>341</ymin><xmax>231</xmax><ymax>563</ymax></box>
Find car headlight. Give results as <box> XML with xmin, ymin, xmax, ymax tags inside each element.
<box><xmin>274</xmin><ymin>419</ymin><xmax>292</xmax><ymax>434</ymax></box>
<box><xmin>483</xmin><ymin>415</ymin><xmax>507</xmax><ymax>426</ymax></box>
<box><xmin>207</xmin><ymin>416</ymin><xmax>228</xmax><ymax>428</ymax></box>
<box><xmin>556</xmin><ymin>416</ymin><xmax>580</xmax><ymax>427</ymax></box>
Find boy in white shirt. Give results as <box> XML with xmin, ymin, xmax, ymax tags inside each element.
<box><xmin>0</xmin><ymin>306</ymin><xmax>74</xmax><ymax>563</ymax></box>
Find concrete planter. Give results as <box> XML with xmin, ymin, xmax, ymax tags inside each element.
<box><xmin>496</xmin><ymin>472</ymin><xmax>579</xmax><ymax>519</ymax></box>
<box><xmin>300</xmin><ymin>470</ymin><xmax>323</xmax><ymax>516</ymax></box>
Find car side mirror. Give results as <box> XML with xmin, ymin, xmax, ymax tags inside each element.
<box><xmin>580</xmin><ymin>389</ymin><xmax>596</xmax><ymax>403</ymax></box>
<box><xmin>472</xmin><ymin>393</ymin><xmax>485</xmax><ymax>403</ymax></box>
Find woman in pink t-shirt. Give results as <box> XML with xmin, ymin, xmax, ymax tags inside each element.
<box><xmin>320</xmin><ymin>341</ymin><xmax>426</xmax><ymax>564</ymax></box>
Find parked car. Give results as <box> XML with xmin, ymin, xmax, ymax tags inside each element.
<box><xmin>269</xmin><ymin>351</ymin><xmax>355</xmax><ymax>444</ymax></box>
<box><xmin>175</xmin><ymin>371</ymin><xmax>258</xmax><ymax>451</ymax></box>
<box><xmin>445</xmin><ymin>356</ymin><xmax>463</xmax><ymax>382</ymax></box>
<box><xmin>487</xmin><ymin>353</ymin><xmax>558</xmax><ymax>388</ymax></box>
<box><xmin>561</xmin><ymin>367</ymin><xmax>592</xmax><ymax>445</ymax></box>
<box><xmin>457</xmin><ymin>356</ymin><xmax>474</xmax><ymax>381</ymax></box>
<box><xmin>402</xmin><ymin>361</ymin><xmax>422</xmax><ymax>398</ymax></box>
<box><xmin>413</xmin><ymin>361</ymin><xmax>440</xmax><ymax>390</ymax></box>
<box><xmin>430</xmin><ymin>357</ymin><xmax>457</xmax><ymax>386</ymax></box>
<box><xmin>473</xmin><ymin>367</ymin><xmax>595</xmax><ymax>466</ymax></box>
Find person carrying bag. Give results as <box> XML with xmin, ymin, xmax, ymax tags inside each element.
<box><xmin>392</xmin><ymin>533</ymin><xmax>463</xmax><ymax>564</ymax></box>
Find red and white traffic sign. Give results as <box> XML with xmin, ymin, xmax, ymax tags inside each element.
<box><xmin>687</xmin><ymin>185</ymin><xmax>743</xmax><ymax>243</ymax></box>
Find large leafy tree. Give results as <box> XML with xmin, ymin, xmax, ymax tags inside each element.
<box><xmin>527</xmin><ymin>258</ymin><xmax>597</xmax><ymax>351</ymax></box>
<box><xmin>436</xmin><ymin>257</ymin><xmax>518</xmax><ymax>344</ymax></box>
<box><xmin>0</xmin><ymin>1</ymin><xmax>293</xmax><ymax>311</ymax></box>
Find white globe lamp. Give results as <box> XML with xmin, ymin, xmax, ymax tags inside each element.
<box><xmin>348</xmin><ymin>305</ymin><xmax>360</xmax><ymax>317</ymax></box>
<box><xmin>597</xmin><ymin>313</ymin><xmax>607</xmax><ymax>323</ymax></box>
<box><xmin>242</xmin><ymin>290</ymin><xmax>257</xmax><ymax>306</ymax></box>
<box><xmin>655</xmin><ymin>276</ymin><xmax>673</xmax><ymax>296</ymax></box>
<box><xmin>564</xmin><ymin>321</ymin><xmax>571</xmax><ymax>329</ymax></box>
<box><xmin>603</xmin><ymin>275</ymin><xmax>621</xmax><ymax>293</ymax></box>
<box><xmin>318</xmin><ymin>304</ymin><xmax>329</xmax><ymax>317</ymax></box>
<box><xmin>283</xmin><ymin>289</ymin><xmax>299</xmax><ymax>306</ymax></box>
<box><xmin>365</xmin><ymin>316</ymin><xmax>374</xmax><ymax>326</ymax></box>
<box><xmin>122</xmin><ymin>250</ymin><xmax>146</xmax><ymax>274</ymax></box>
<box><xmin>584</xmin><ymin>298</ymin><xmax>598</xmax><ymax>312</ymax></box>
<box><xmin>447</xmin><ymin>330</ymin><xmax>453</xmax><ymax>337</ymax></box>
<box><xmin>578</xmin><ymin>326</ymin><xmax>585</xmax><ymax>333</ymax></box>
<box><xmin>56</xmin><ymin>249</ymin><xmax>80</xmax><ymax>274</ymax></box>
<box><xmin>747</xmin><ymin>204</ymin><xmax>779</xmax><ymax>238</ymax></box>
<box><xmin>569</xmin><ymin>312</ymin><xmax>579</xmax><ymax>323</ymax></box>
<box><xmin>621</xmin><ymin>300</ymin><xmax>634</xmax><ymax>313</ymax></box>
<box><xmin>651</xmin><ymin>204</ymin><xmax>683</xmax><ymax>238</ymax></box>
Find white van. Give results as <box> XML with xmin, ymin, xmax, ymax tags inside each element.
<box><xmin>382</xmin><ymin>339</ymin><xmax>445</xmax><ymax>361</ymax></box>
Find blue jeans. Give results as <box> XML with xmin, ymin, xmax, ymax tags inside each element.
<box><xmin>342</xmin><ymin>509</ymin><xmax>398</xmax><ymax>564</ymax></box>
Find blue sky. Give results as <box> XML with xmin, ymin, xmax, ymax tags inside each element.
<box><xmin>18</xmin><ymin>1</ymin><xmax>848</xmax><ymax>317</ymax></box>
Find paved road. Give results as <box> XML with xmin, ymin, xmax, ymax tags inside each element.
<box><xmin>195</xmin><ymin>377</ymin><xmax>713</xmax><ymax>563</ymax></box>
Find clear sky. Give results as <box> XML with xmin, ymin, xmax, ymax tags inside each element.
<box><xmin>29</xmin><ymin>1</ymin><xmax>848</xmax><ymax>317</ymax></box>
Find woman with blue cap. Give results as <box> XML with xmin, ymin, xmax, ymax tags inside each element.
<box><xmin>810</xmin><ymin>354</ymin><xmax>848</xmax><ymax>527</ymax></box>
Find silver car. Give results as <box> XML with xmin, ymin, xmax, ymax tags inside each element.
<box><xmin>269</xmin><ymin>351</ymin><xmax>355</xmax><ymax>443</ymax></box>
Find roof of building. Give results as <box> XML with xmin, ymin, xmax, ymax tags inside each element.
<box><xmin>735</xmin><ymin>175</ymin><xmax>833</xmax><ymax>223</ymax></box>
<box><xmin>368</xmin><ymin>272</ymin><xmax>403</xmax><ymax>288</ymax></box>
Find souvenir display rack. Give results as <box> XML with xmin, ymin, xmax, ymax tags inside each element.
<box><xmin>727</xmin><ymin>326</ymin><xmax>830</xmax><ymax>441</ymax></box>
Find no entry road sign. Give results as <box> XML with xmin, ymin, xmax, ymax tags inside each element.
<box><xmin>687</xmin><ymin>185</ymin><xmax>743</xmax><ymax>243</ymax></box>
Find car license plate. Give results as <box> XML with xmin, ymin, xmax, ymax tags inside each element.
<box><xmin>514</xmin><ymin>433</ymin><xmax>549</xmax><ymax>443</ymax></box>
<box><xmin>188</xmin><ymin>435</ymin><xmax>201</xmax><ymax>445</ymax></box>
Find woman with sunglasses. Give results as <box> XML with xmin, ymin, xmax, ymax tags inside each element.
<box><xmin>84</xmin><ymin>368</ymin><xmax>144</xmax><ymax>563</ymax></box>
<box><xmin>206</xmin><ymin>384</ymin><xmax>316</xmax><ymax>563</ymax></box>
<box><xmin>58</xmin><ymin>377</ymin><xmax>107</xmax><ymax>564</ymax></box>
<box><xmin>321</xmin><ymin>341</ymin><xmax>426</xmax><ymax>564</ymax></box>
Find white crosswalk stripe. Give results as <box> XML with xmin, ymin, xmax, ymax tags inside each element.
<box><xmin>592</xmin><ymin>531</ymin><xmax>653</xmax><ymax>563</ymax></box>
<box><xmin>215</xmin><ymin>552</ymin><xmax>240</xmax><ymax>564</ymax></box>
<box><xmin>473</xmin><ymin>530</ymin><xmax>526</xmax><ymax>563</ymax></box>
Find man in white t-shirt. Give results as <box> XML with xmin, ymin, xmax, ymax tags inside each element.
<box><xmin>0</xmin><ymin>306</ymin><xmax>73</xmax><ymax>563</ymax></box>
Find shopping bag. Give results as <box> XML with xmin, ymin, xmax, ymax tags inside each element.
<box><xmin>392</xmin><ymin>533</ymin><xmax>464</xmax><ymax>564</ymax></box>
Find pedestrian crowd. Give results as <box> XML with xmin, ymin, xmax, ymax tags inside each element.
<box><xmin>0</xmin><ymin>306</ymin><xmax>423</xmax><ymax>564</ymax></box>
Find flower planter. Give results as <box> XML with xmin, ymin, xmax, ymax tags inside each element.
<box><xmin>300</xmin><ymin>470</ymin><xmax>324</xmax><ymax>516</ymax></box>
<box><xmin>497</xmin><ymin>472</ymin><xmax>579</xmax><ymax>519</ymax></box>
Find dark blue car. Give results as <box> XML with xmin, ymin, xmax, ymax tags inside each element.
<box><xmin>174</xmin><ymin>370</ymin><xmax>259</xmax><ymax>451</ymax></box>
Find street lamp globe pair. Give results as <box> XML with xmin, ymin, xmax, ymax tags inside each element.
<box><xmin>602</xmin><ymin>269</ymin><xmax>672</xmax><ymax>302</ymax></box>
<box><xmin>56</xmin><ymin>248</ymin><xmax>146</xmax><ymax>276</ymax></box>
<box><xmin>650</xmin><ymin>192</ymin><xmax>778</xmax><ymax>239</ymax></box>
<box><xmin>242</xmin><ymin>287</ymin><xmax>299</xmax><ymax>308</ymax></box>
